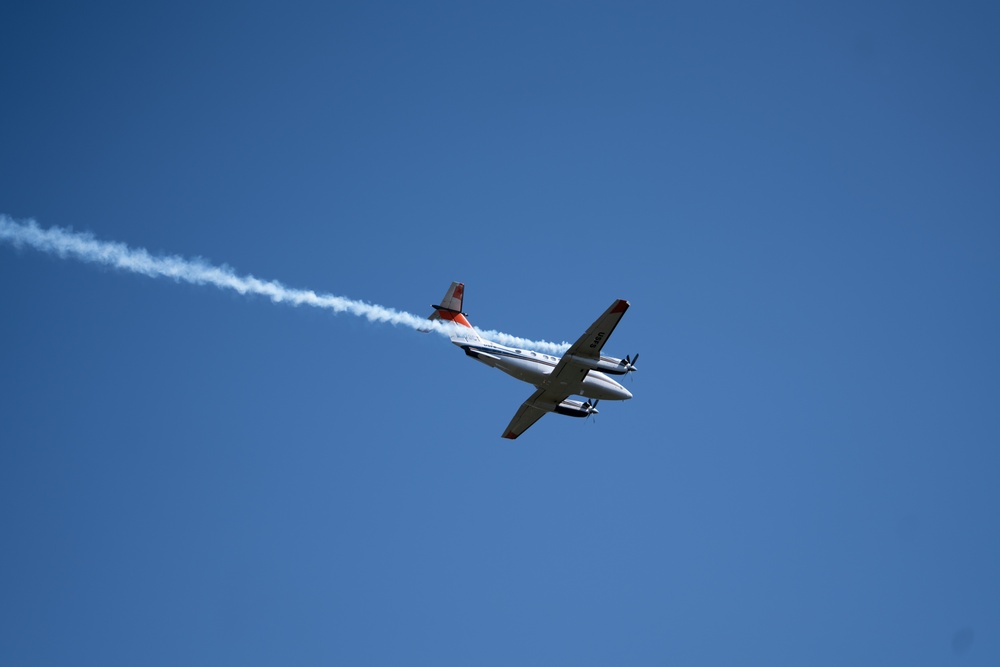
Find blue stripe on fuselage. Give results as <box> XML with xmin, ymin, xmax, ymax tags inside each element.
<box><xmin>460</xmin><ymin>344</ymin><xmax>623</xmax><ymax>387</ymax></box>
<box><xmin>460</xmin><ymin>344</ymin><xmax>559</xmax><ymax>369</ymax></box>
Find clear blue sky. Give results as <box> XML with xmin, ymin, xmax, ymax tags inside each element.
<box><xmin>2</xmin><ymin>1</ymin><xmax>998</xmax><ymax>665</ymax></box>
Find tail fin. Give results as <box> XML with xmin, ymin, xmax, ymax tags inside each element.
<box><xmin>425</xmin><ymin>282</ymin><xmax>481</xmax><ymax>340</ymax></box>
<box><xmin>435</xmin><ymin>282</ymin><xmax>465</xmax><ymax>315</ymax></box>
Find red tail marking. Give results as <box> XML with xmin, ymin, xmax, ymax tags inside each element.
<box><xmin>439</xmin><ymin>311</ymin><xmax>473</xmax><ymax>328</ymax></box>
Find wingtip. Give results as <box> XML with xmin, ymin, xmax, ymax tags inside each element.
<box><xmin>612</xmin><ymin>299</ymin><xmax>630</xmax><ymax>314</ymax></box>
<box><xmin>502</xmin><ymin>431</ymin><xmax>518</xmax><ymax>440</ymax></box>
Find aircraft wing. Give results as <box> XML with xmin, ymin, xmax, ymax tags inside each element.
<box><xmin>564</xmin><ymin>299</ymin><xmax>630</xmax><ymax>360</ymax></box>
<box><xmin>501</xmin><ymin>387</ymin><xmax>570</xmax><ymax>440</ymax></box>
<box><xmin>502</xmin><ymin>299</ymin><xmax>630</xmax><ymax>440</ymax></box>
<box><xmin>543</xmin><ymin>298</ymin><xmax>630</xmax><ymax>389</ymax></box>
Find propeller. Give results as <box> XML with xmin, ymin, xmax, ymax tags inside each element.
<box><xmin>623</xmin><ymin>353</ymin><xmax>639</xmax><ymax>375</ymax></box>
<box><xmin>585</xmin><ymin>399</ymin><xmax>600</xmax><ymax>423</ymax></box>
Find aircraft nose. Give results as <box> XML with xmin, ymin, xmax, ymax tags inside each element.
<box><xmin>622</xmin><ymin>387</ymin><xmax>633</xmax><ymax>400</ymax></box>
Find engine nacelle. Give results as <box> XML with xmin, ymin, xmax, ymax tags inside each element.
<box><xmin>553</xmin><ymin>398</ymin><xmax>598</xmax><ymax>418</ymax></box>
<box><xmin>563</xmin><ymin>354</ymin><xmax>631</xmax><ymax>376</ymax></box>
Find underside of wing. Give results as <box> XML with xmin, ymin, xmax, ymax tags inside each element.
<box><xmin>501</xmin><ymin>388</ymin><xmax>569</xmax><ymax>440</ymax></box>
<box><xmin>501</xmin><ymin>299</ymin><xmax>631</xmax><ymax>440</ymax></box>
<box><xmin>546</xmin><ymin>353</ymin><xmax>593</xmax><ymax>393</ymax></box>
<box><xmin>501</xmin><ymin>401</ymin><xmax>546</xmax><ymax>440</ymax></box>
<box><xmin>564</xmin><ymin>299</ymin><xmax>630</xmax><ymax>360</ymax></box>
<box><xmin>541</xmin><ymin>299</ymin><xmax>630</xmax><ymax>393</ymax></box>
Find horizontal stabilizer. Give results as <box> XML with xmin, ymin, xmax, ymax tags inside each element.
<box><xmin>464</xmin><ymin>347</ymin><xmax>501</xmax><ymax>367</ymax></box>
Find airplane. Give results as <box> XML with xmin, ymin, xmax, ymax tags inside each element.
<box><xmin>426</xmin><ymin>282</ymin><xmax>637</xmax><ymax>439</ymax></box>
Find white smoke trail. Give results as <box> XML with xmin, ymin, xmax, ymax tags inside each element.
<box><xmin>0</xmin><ymin>215</ymin><xmax>570</xmax><ymax>354</ymax></box>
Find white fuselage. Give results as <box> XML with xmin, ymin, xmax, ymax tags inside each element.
<box><xmin>455</xmin><ymin>338</ymin><xmax>633</xmax><ymax>402</ymax></box>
